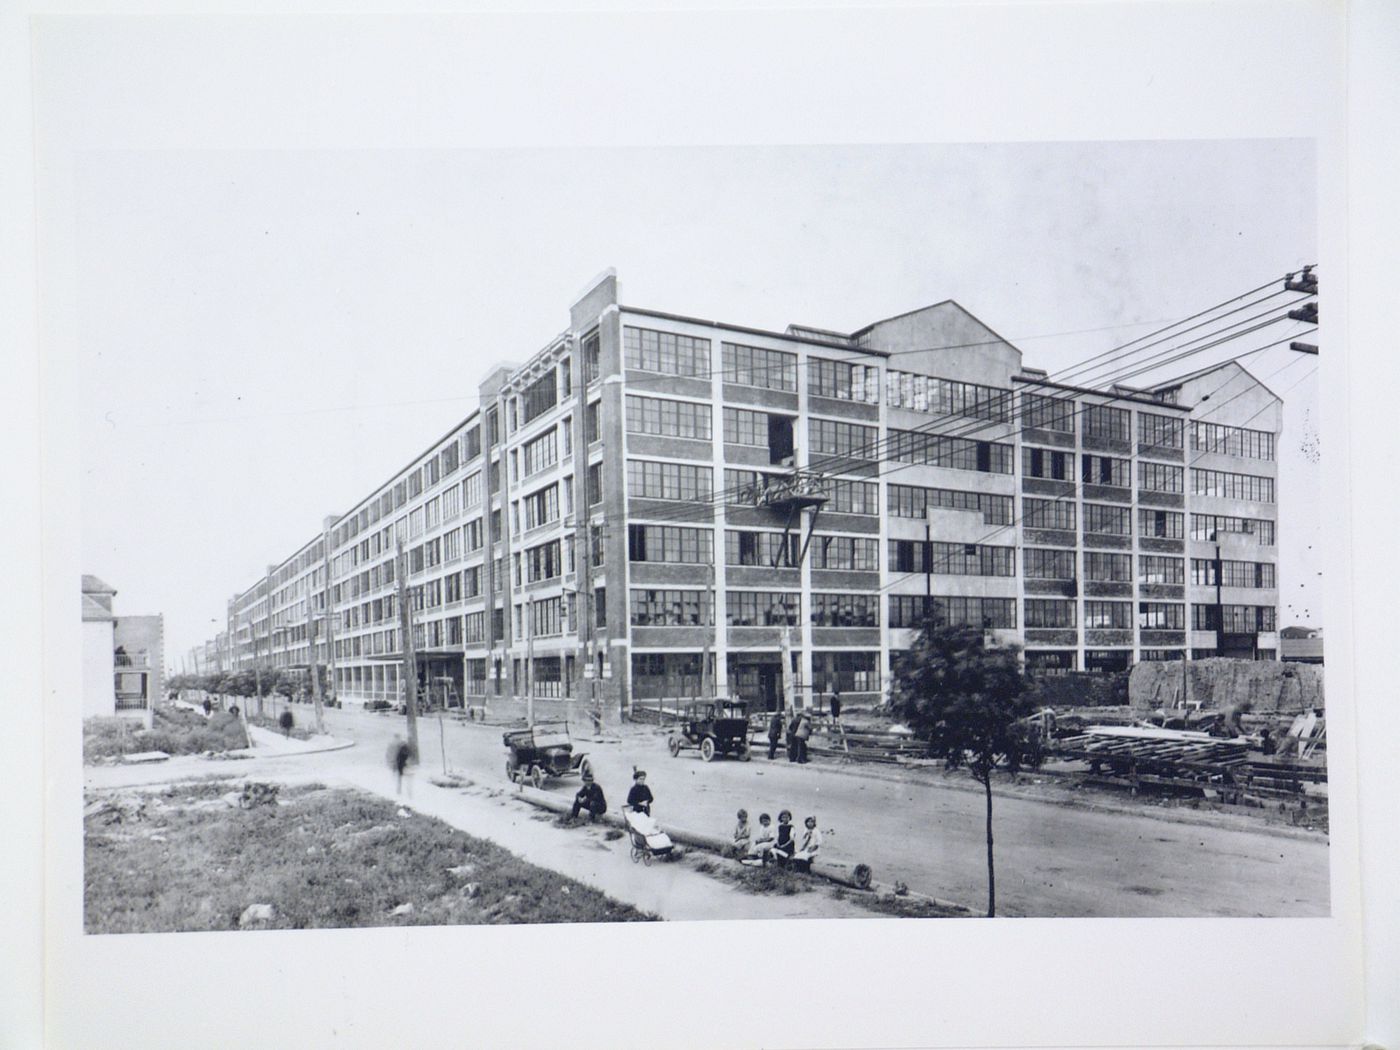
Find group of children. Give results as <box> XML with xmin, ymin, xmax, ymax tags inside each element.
<box><xmin>730</xmin><ymin>808</ymin><xmax>823</xmax><ymax>870</ymax></box>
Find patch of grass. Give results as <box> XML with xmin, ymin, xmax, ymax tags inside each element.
<box><xmin>854</xmin><ymin>893</ymin><xmax>965</xmax><ymax>919</ymax></box>
<box><xmin>706</xmin><ymin>861</ymin><xmax>812</xmax><ymax>897</ymax></box>
<box><xmin>84</xmin><ymin>707</ymin><xmax>247</xmax><ymax>763</ymax></box>
<box><xmin>84</xmin><ymin>782</ymin><xmax>655</xmax><ymax>933</ymax></box>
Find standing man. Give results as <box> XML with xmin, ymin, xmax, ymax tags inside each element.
<box><xmin>767</xmin><ymin>708</ymin><xmax>784</xmax><ymax>760</ymax></box>
<box><xmin>829</xmin><ymin>689</ymin><xmax>842</xmax><ymax>724</ymax></box>
<box><xmin>794</xmin><ymin>709</ymin><xmax>813</xmax><ymax>764</ymax></box>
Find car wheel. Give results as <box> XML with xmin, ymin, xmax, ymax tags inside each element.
<box><xmin>739</xmin><ymin>745</ymin><xmax>751</xmax><ymax>762</ymax></box>
<box><xmin>579</xmin><ymin>758</ymin><xmax>593</xmax><ymax>780</ymax></box>
<box><xmin>506</xmin><ymin>759</ymin><xmax>518</xmax><ymax>782</ymax></box>
<box><xmin>530</xmin><ymin>765</ymin><xmax>546</xmax><ymax>790</ymax></box>
<box><xmin>668</xmin><ymin>737</ymin><xmax>681</xmax><ymax>757</ymax></box>
<box><xmin>699</xmin><ymin>737</ymin><xmax>716</xmax><ymax>762</ymax></box>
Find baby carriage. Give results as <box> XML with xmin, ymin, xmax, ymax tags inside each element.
<box><xmin>623</xmin><ymin>807</ymin><xmax>674</xmax><ymax>865</ymax></box>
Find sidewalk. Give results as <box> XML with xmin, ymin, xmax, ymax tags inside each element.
<box><xmin>238</xmin><ymin>725</ymin><xmax>355</xmax><ymax>756</ymax></box>
<box><xmin>84</xmin><ymin>744</ymin><xmax>890</xmax><ymax>922</ymax></box>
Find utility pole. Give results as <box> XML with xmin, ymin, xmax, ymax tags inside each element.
<box><xmin>781</xmin><ymin>623</ymin><xmax>796</xmax><ymax>712</ymax></box>
<box><xmin>925</xmin><ymin>506</ymin><xmax>936</xmax><ymax>601</ymax></box>
<box><xmin>253</xmin><ymin>584</ymin><xmax>267</xmax><ymax>719</ymax></box>
<box><xmin>306</xmin><ymin>602</ymin><xmax>324</xmax><ymax>734</ymax></box>
<box><xmin>394</xmin><ymin>538</ymin><xmax>420</xmax><ymax>753</ymax></box>
<box><xmin>580</xmin><ymin>519</ymin><xmax>598</xmax><ymax>730</ymax></box>
<box><xmin>525</xmin><ymin>593</ymin><xmax>534</xmax><ymax>726</ymax></box>
<box><xmin>321</xmin><ymin>522</ymin><xmax>339</xmax><ymax>706</ymax></box>
<box><xmin>1286</xmin><ymin>267</ymin><xmax>1319</xmax><ymax>354</ymax></box>
<box><xmin>701</xmin><ymin>559</ymin><xmax>714</xmax><ymax>701</ymax></box>
<box><xmin>1214</xmin><ymin>536</ymin><xmax>1225</xmax><ymax>659</ymax></box>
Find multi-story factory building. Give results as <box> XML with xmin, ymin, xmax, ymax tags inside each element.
<box><xmin>194</xmin><ymin>270</ymin><xmax>1283</xmax><ymax>720</ymax></box>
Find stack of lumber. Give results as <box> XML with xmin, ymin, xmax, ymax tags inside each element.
<box><xmin>1053</xmin><ymin>725</ymin><xmax>1250</xmax><ymax>776</ymax></box>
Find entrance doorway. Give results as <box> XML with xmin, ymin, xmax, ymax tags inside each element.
<box><xmin>728</xmin><ymin>653</ymin><xmax>785</xmax><ymax>713</ymax></box>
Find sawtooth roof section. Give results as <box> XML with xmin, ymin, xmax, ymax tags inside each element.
<box><xmin>1150</xmin><ymin>358</ymin><xmax>1284</xmax><ymax>405</ymax></box>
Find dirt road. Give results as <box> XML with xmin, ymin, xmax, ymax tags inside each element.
<box><xmin>371</xmin><ymin>708</ymin><xmax>1329</xmax><ymax>917</ymax></box>
<box><xmin>101</xmin><ymin>706</ymin><xmax>1327</xmax><ymax>917</ymax></box>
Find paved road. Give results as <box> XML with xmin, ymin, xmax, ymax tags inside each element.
<box><xmin>298</xmin><ymin>707</ymin><xmax>1328</xmax><ymax>918</ymax></box>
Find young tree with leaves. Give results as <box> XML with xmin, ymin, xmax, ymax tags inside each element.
<box><xmin>889</xmin><ymin>617</ymin><xmax>1042</xmax><ymax>917</ymax></box>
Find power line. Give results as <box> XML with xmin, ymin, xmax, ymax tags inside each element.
<box><xmin>597</xmin><ymin>316</ymin><xmax>1309</xmax><ymax>536</ymax></box>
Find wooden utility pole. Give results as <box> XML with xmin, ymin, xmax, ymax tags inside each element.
<box><xmin>525</xmin><ymin>595</ymin><xmax>535</xmax><ymax>726</ymax></box>
<box><xmin>394</xmin><ymin>538</ymin><xmax>420</xmax><ymax>753</ymax></box>
<box><xmin>701</xmin><ymin>559</ymin><xmax>714</xmax><ymax>700</ymax></box>
<box><xmin>306</xmin><ymin>603</ymin><xmax>325</xmax><ymax>734</ymax></box>
<box><xmin>253</xmin><ymin>592</ymin><xmax>267</xmax><ymax>719</ymax></box>
<box><xmin>321</xmin><ymin>525</ymin><xmax>339</xmax><ymax>706</ymax></box>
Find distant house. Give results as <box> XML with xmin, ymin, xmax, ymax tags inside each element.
<box><xmin>82</xmin><ymin>575</ymin><xmax>162</xmax><ymax>728</ymax></box>
<box><xmin>1280</xmin><ymin>625</ymin><xmax>1323</xmax><ymax>664</ymax></box>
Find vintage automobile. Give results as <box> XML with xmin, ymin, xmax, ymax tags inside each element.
<box><xmin>667</xmin><ymin>699</ymin><xmax>752</xmax><ymax>762</ymax></box>
<box><xmin>503</xmin><ymin>721</ymin><xmax>590</xmax><ymax>789</ymax></box>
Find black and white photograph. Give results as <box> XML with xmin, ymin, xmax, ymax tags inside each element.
<box><xmin>75</xmin><ymin>140</ymin><xmax>1327</xmax><ymax>929</ymax></box>
<box><xmin>71</xmin><ymin>137</ymin><xmax>1327</xmax><ymax>929</ymax></box>
<box><xmin>10</xmin><ymin>4</ymin><xmax>1396</xmax><ymax>1050</ymax></box>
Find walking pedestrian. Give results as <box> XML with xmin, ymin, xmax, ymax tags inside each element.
<box><xmin>626</xmin><ymin>769</ymin><xmax>654</xmax><ymax>816</ymax></box>
<box><xmin>786</xmin><ymin>710</ymin><xmax>801</xmax><ymax>763</ymax></box>
<box><xmin>388</xmin><ymin>735</ymin><xmax>415</xmax><ymax>796</ymax></box>
<box><xmin>767</xmin><ymin>709</ymin><xmax>784</xmax><ymax>760</ymax></box>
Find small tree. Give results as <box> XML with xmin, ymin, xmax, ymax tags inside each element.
<box><xmin>889</xmin><ymin>617</ymin><xmax>1041</xmax><ymax>917</ymax></box>
<box><xmin>273</xmin><ymin>669</ymin><xmax>297</xmax><ymax>701</ymax></box>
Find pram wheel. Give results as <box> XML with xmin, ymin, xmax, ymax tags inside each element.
<box><xmin>630</xmin><ymin>846</ymin><xmax>641</xmax><ymax>864</ymax></box>
<box><xmin>642</xmin><ymin>850</ymin><xmax>653</xmax><ymax>866</ymax></box>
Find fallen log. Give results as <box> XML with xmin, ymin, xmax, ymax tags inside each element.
<box><xmin>502</xmin><ymin>782</ymin><xmax>877</xmax><ymax>892</ymax></box>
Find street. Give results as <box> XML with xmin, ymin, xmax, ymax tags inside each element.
<box><xmin>310</xmin><ymin>706</ymin><xmax>1328</xmax><ymax>918</ymax></box>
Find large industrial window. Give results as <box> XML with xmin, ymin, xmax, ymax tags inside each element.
<box><xmin>809</xmin><ymin>358</ymin><xmax>880</xmax><ymax>403</ymax></box>
<box><xmin>623</xmin><ymin>326</ymin><xmax>711</xmax><ymax>377</ymax></box>
<box><xmin>726</xmin><ymin>592</ymin><xmax>801</xmax><ymax>627</ymax></box>
<box><xmin>722</xmin><ymin>342</ymin><xmax>798</xmax><ymax>392</ymax></box>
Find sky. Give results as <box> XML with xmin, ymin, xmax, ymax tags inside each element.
<box><xmin>72</xmin><ymin>140</ymin><xmax>1320</xmax><ymax>665</ymax></box>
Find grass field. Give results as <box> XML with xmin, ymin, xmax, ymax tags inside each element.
<box><xmin>84</xmin><ymin>706</ymin><xmax>248</xmax><ymax>763</ymax></box>
<box><xmin>84</xmin><ymin>781</ymin><xmax>655</xmax><ymax>932</ymax></box>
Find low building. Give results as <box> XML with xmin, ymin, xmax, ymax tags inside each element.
<box><xmin>1280</xmin><ymin>626</ymin><xmax>1324</xmax><ymax>664</ymax></box>
<box><xmin>82</xmin><ymin>574</ymin><xmax>163</xmax><ymax>728</ymax></box>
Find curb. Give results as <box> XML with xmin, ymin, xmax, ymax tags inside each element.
<box><xmin>428</xmin><ymin>771</ymin><xmax>977</xmax><ymax>913</ymax></box>
<box><xmin>231</xmin><ymin>736</ymin><xmax>357</xmax><ymax>759</ymax></box>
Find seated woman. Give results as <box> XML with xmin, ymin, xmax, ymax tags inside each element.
<box><xmin>743</xmin><ymin>813</ymin><xmax>775</xmax><ymax>866</ymax></box>
<box><xmin>731</xmin><ymin>808</ymin><xmax>751</xmax><ymax>858</ymax></box>
<box><xmin>626</xmin><ymin>769</ymin><xmax>654</xmax><ymax>816</ymax></box>
<box><xmin>792</xmin><ymin>815</ymin><xmax>823</xmax><ymax>871</ymax></box>
<box><xmin>769</xmin><ymin>810</ymin><xmax>796</xmax><ymax>866</ymax></box>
